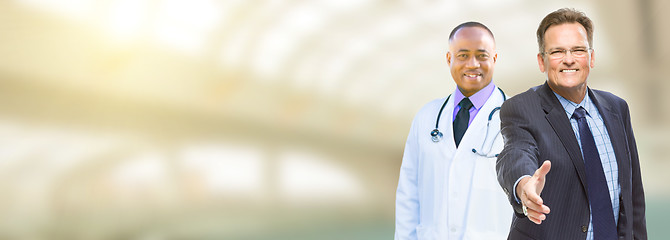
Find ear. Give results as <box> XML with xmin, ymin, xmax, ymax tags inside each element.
<box><xmin>493</xmin><ymin>53</ymin><xmax>498</xmax><ymax>63</ymax></box>
<box><xmin>446</xmin><ymin>52</ymin><xmax>452</xmax><ymax>66</ymax></box>
<box><xmin>537</xmin><ymin>53</ymin><xmax>546</xmax><ymax>73</ymax></box>
<box><xmin>589</xmin><ymin>48</ymin><xmax>595</xmax><ymax>68</ymax></box>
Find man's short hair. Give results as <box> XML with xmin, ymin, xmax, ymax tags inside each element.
<box><xmin>536</xmin><ymin>8</ymin><xmax>594</xmax><ymax>53</ymax></box>
<box><xmin>449</xmin><ymin>21</ymin><xmax>495</xmax><ymax>42</ymax></box>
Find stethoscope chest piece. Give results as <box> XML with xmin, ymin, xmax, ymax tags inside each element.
<box><xmin>430</xmin><ymin>129</ymin><xmax>443</xmax><ymax>142</ymax></box>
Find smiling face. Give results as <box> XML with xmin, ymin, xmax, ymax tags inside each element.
<box><xmin>538</xmin><ymin>22</ymin><xmax>595</xmax><ymax>102</ymax></box>
<box><xmin>446</xmin><ymin>27</ymin><xmax>497</xmax><ymax>97</ymax></box>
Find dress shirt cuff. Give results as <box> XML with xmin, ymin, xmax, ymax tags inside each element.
<box><xmin>513</xmin><ymin>175</ymin><xmax>532</xmax><ymax>203</ymax></box>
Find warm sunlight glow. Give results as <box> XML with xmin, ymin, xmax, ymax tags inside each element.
<box><xmin>152</xmin><ymin>0</ymin><xmax>222</xmax><ymax>55</ymax></box>
<box><xmin>180</xmin><ymin>143</ymin><xmax>264</xmax><ymax>197</ymax></box>
<box><xmin>278</xmin><ymin>150</ymin><xmax>363</xmax><ymax>203</ymax></box>
<box><xmin>105</xmin><ymin>0</ymin><xmax>151</xmax><ymax>43</ymax></box>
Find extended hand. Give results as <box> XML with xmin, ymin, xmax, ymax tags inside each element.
<box><xmin>517</xmin><ymin>160</ymin><xmax>552</xmax><ymax>224</ymax></box>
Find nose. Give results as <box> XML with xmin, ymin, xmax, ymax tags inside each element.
<box><xmin>562</xmin><ymin>51</ymin><xmax>576</xmax><ymax>65</ymax></box>
<box><xmin>465</xmin><ymin>56</ymin><xmax>480</xmax><ymax>68</ymax></box>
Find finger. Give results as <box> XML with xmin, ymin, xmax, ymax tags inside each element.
<box><xmin>524</xmin><ymin>199</ymin><xmax>543</xmax><ymax>212</ymax></box>
<box><xmin>523</xmin><ymin>190</ymin><xmax>550</xmax><ymax>215</ymax></box>
<box><xmin>526</xmin><ymin>207</ymin><xmax>547</xmax><ymax>222</ymax></box>
<box><xmin>525</xmin><ymin>201</ymin><xmax>550</xmax><ymax>216</ymax></box>
<box><xmin>534</xmin><ymin>160</ymin><xmax>552</xmax><ymax>179</ymax></box>
<box><xmin>525</xmin><ymin>189</ymin><xmax>544</xmax><ymax>206</ymax></box>
<box><xmin>523</xmin><ymin>182</ymin><xmax>546</xmax><ymax>206</ymax></box>
<box><xmin>543</xmin><ymin>204</ymin><xmax>551</xmax><ymax>214</ymax></box>
<box><xmin>526</xmin><ymin>209</ymin><xmax>544</xmax><ymax>224</ymax></box>
<box><xmin>528</xmin><ymin>215</ymin><xmax>543</xmax><ymax>224</ymax></box>
<box><xmin>525</xmin><ymin>197</ymin><xmax>550</xmax><ymax>215</ymax></box>
<box><xmin>527</xmin><ymin>215</ymin><xmax>544</xmax><ymax>224</ymax></box>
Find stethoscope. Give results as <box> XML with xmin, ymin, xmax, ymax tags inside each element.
<box><xmin>430</xmin><ymin>87</ymin><xmax>506</xmax><ymax>157</ymax></box>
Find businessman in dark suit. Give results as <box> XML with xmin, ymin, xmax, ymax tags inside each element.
<box><xmin>496</xmin><ymin>8</ymin><xmax>646</xmax><ymax>240</ymax></box>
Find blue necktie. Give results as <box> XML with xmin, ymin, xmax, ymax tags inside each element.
<box><xmin>572</xmin><ymin>107</ymin><xmax>617</xmax><ymax>239</ymax></box>
<box><xmin>453</xmin><ymin>98</ymin><xmax>472</xmax><ymax>147</ymax></box>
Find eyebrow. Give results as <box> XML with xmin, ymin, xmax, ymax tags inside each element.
<box><xmin>457</xmin><ymin>49</ymin><xmax>490</xmax><ymax>53</ymax></box>
<box><xmin>549</xmin><ymin>46</ymin><xmax>588</xmax><ymax>50</ymax></box>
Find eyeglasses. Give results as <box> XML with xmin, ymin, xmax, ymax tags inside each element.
<box><xmin>542</xmin><ymin>48</ymin><xmax>591</xmax><ymax>59</ymax></box>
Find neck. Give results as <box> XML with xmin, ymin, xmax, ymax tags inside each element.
<box><xmin>548</xmin><ymin>84</ymin><xmax>587</xmax><ymax>104</ymax></box>
<box><xmin>458</xmin><ymin>88</ymin><xmax>475</xmax><ymax>97</ymax></box>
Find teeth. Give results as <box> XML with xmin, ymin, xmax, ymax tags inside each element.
<box><xmin>562</xmin><ymin>69</ymin><xmax>577</xmax><ymax>73</ymax></box>
<box><xmin>466</xmin><ymin>74</ymin><xmax>478</xmax><ymax>77</ymax></box>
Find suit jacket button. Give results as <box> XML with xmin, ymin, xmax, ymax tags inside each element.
<box><xmin>581</xmin><ymin>226</ymin><xmax>587</xmax><ymax>233</ymax></box>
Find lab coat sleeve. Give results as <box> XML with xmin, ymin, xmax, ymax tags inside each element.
<box><xmin>395</xmin><ymin>116</ymin><xmax>421</xmax><ymax>240</ymax></box>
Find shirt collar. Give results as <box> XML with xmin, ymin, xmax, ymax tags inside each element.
<box><xmin>453</xmin><ymin>82</ymin><xmax>495</xmax><ymax>110</ymax></box>
<box><xmin>553</xmin><ymin>90</ymin><xmax>595</xmax><ymax>118</ymax></box>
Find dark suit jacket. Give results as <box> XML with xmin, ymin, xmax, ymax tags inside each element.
<box><xmin>496</xmin><ymin>82</ymin><xmax>646</xmax><ymax>240</ymax></box>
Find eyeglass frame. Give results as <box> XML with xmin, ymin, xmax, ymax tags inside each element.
<box><xmin>541</xmin><ymin>47</ymin><xmax>593</xmax><ymax>60</ymax></box>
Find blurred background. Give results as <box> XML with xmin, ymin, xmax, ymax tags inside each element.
<box><xmin>0</xmin><ymin>0</ymin><xmax>668</xmax><ymax>239</ymax></box>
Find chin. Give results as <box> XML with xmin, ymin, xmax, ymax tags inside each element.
<box><xmin>565</xmin><ymin>81</ymin><xmax>587</xmax><ymax>89</ymax></box>
<box><xmin>555</xmin><ymin>78</ymin><xmax>585</xmax><ymax>88</ymax></box>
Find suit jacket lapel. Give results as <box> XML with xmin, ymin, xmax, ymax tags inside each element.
<box><xmin>536</xmin><ymin>83</ymin><xmax>588</xmax><ymax>191</ymax></box>
<box><xmin>588</xmin><ymin>89</ymin><xmax>630</xmax><ymax>189</ymax></box>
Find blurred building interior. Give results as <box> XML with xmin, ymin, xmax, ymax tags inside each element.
<box><xmin>0</xmin><ymin>0</ymin><xmax>668</xmax><ymax>239</ymax></box>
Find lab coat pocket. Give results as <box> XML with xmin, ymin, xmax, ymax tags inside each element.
<box><xmin>474</xmin><ymin>156</ymin><xmax>500</xmax><ymax>191</ymax></box>
<box><xmin>467</xmin><ymin>156</ymin><xmax>511</xmax><ymax>236</ymax></box>
<box><xmin>415</xmin><ymin>225</ymin><xmax>434</xmax><ymax>240</ymax></box>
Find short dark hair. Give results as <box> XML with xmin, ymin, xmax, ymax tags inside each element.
<box><xmin>449</xmin><ymin>21</ymin><xmax>495</xmax><ymax>42</ymax></box>
<box><xmin>537</xmin><ymin>8</ymin><xmax>594</xmax><ymax>53</ymax></box>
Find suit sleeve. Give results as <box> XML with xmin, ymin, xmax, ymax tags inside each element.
<box><xmin>496</xmin><ymin>97</ymin><xmax>541</xmax><ymax>217</ymax></box>
<box><xmin>621</xmin><ymin>101</ymin><xmax>647</xmax><ymax>239</ymax></box>
<box><xmin>394</xmin><ymin>116</ymin><xmax>421</xmax><ymax>240</ymax></box>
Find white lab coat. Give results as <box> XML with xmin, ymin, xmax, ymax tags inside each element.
<box><xmin>395</xmin><ymin>88</ymin><xmax>511</xmax><ymax>240</ymax></box>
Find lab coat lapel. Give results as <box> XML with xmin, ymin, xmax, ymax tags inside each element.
<box><xmin>438</xmin><ymin>94</ymin><xmax>458</xmax><ymax>155</ymax></box>
<box><xmin>458</xmin><ymin>88</ymin><xmax>504</xmax><ymax>150</ymax></box>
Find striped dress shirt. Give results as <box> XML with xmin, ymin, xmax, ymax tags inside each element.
<box><xmin>554</xmin><ymin>92</ymin><xmax>621</xmax><ymax>240</ymax></box>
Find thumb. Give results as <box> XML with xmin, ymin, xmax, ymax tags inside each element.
<box><xmin>535</xmin><ymin>160</ymin><xmax>551</xmax><ymax>179</ymax></box>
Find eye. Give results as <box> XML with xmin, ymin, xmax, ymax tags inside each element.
<box><xmin>456</xmin><ymin>54</ymin><xmax>468</xmax><ymax>60</ymax></box>
<box><xmin>477</xmin><ymin>54</ymin><xmax>489</xmax><ymax>59</ymax></box>
<box><xmin>550</xmin><ymin>50</ymin><xmax>564</xmax><ymax>55</ymax></box>
<box><xmin>572</xmin><ymin>49</ymin><xmax>588</xmax><ymax>55</ymax></box>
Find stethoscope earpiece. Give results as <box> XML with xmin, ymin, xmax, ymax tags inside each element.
<box><xmin>431</xmin><ymin>129</ymin><xmax>443</xmax><ymax>142</ymax></box>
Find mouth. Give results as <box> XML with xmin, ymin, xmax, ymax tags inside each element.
<box><xmin>560</xmin><ymin>69</ymin><xmax>578</xmax><ymax>73</ymax></box>
<box><xmin>464</xmin><ymin>73</ymin><xmax>481</xmax><ymax>79</ymax></box>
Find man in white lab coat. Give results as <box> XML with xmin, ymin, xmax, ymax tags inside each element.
<box><xmin>395</xmin><ymin>22</ymin><xmax>511</xmax><ymax>240</ymax></box>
